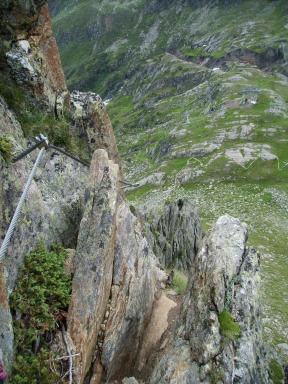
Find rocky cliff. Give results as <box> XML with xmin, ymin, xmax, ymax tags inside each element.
<box><xmin>49</xmin><ymin>0</ymin><xmax>288</xmax><ymax>349</ymax></box>
<box><xmin>1</xmin><ymin>0</ymin><xmax>66</xmax><ymax>111</ymax></box>
<box><xmin>0</xmin><ymin>1</ymin><xmax>285</xmax><ymax>383</ymax></box>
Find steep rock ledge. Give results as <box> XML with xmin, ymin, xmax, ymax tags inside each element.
<box><xmin>100</xmin><ymin>201</ymin><xmax>159</xmax><ymax>382</ymax></box>
<box><xmin>70</xmin><ymin>91</ymin><xmax>121</xmax><ymax>166</ymax></box>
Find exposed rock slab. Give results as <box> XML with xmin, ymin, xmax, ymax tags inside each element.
<box><xmin>137</xmin><ymin>292</ymin><xmax>177</xmax><ymax>371</ymax></box>
<box><xmin>68</xmin><ymin>149</ymin><xmax>120</xmax><ymax>383</ymax></box>
<box><xmin>99</xmin><ymin>201</ymin><xmax>160</xmax><ymax>382</ymax></box>
<box><xmin>225</xmin><ymin>143</ymin><xmax>277</xmax><ymax>166</ymax></box>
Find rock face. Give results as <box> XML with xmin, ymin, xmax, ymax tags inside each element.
<box><xmin>149</xmin><ymin>215</ymin><xmax>271</xmax><ymax>383</ymax></box>
<box><xmin>0</xmin><ymin>97</ymin><xmax>52</xmax><ymax>291</ymax></box>
<box><xmin>67</xmin><ymin>149</ymin><xmax>161</xmax><ymax>384</ymax></box>
<box><xmin>1</xmin><ymin>2</ymin><xmax>67</xmax><ymax>111</ymax></box>
<box><xmin>0</xmin><ymin>2</ymin><xmax>282</xmax><ymax>383</ymax></box>
<box><xmin>146</xmin><ymin>199</ymin><xmax>202</xmax><ymax>271</ymax></box>
<box><xmin>0</xmin><ymin>94</ymin><xmax>89</xmax><ymax>368</ymax></box>
<box><xmin>0</xmin><ymin>2</ymin><xmax>122</xmax><ymax>370</ymax></box>
<box><xmin>70</xmin><ymin>91</ymin><xmax>121</xmax><ymax>166</ymax></box>
<box><xmin>99</xmin><ymin>201</ymin><xmax>159</xmax><ymax>382</ymax></box>
<box><xmin>0</xmin><ymin>265</ymin><xmax>14</xmax><ymax>371</ymax></box>
<box><xmin>68</xmin><ymin>149</ymin><xmax>121</xmax><ymax>382</ymax></box>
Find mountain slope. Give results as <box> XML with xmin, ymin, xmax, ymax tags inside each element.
<box><xmin>49</xmin><ymin>0</ymin><xmax>288</xmax><ymax>348</ymax></box>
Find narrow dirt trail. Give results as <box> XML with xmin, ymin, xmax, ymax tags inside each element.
<box><xmin>136</xmin><ymin>290</ymin><xmax>182</xmax><ymax>382</ymax></box>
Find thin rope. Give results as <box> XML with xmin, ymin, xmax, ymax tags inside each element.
<box><xmin>0</xmin><ymin>147</ymin><xmax>46</xmax><ymax>262</ymax></box>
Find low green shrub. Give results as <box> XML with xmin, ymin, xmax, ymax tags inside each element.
<box><xmin>269</xmin><ymin>359</ymin><xmax>284</xmax><ymax>384</ymax></box>
<box><xmin>172</xmin><ymin>270</ymin><xmax>188</xmax><ymax>294</ymax></box>
<box><xmin>0</xmin><ymin>136</ymin><xmax>13</xmax><ymax>163</ymax></box>
<box><xmin>262</xmin><ymin>192</ymin><xmax>273</xmax><ymax>203</ymax></box>
<box><xmin>208</xmin><ymin>368</ymin><xmax>224</xmax><ymax>384</ymax></box>
<box><xmin>218</xmin><ymin>309</ymin><xmax>240</xmax><ymax>341</ymax></box>
<box><xmin>18</xmin><ymin>108</ymin><xmax>70</xmax><ymax>146</ymax></box>
<box><xmin>9</xmin><ymin>242</ymin><xmax>72</xmax><ymax>383</ymax></box>
<box><xmin>129</xmin><ymin>205</ymin><xmax>137</xmax><ymax>216</ymax></box>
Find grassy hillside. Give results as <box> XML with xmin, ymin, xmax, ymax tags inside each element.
<box><xmin>49</xmin><ymin>0</ymin><xmax>288</xmax><ymax>349</ymax></box>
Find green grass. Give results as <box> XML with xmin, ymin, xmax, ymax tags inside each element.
<box><xmin>0</xmin><ymin>71</ymin><xmax>88</xmax><ymax>160</ymax></box>
<box><xmin>218</xmin><ymin>309</ymin><xmax>241</xmax><ymax>341</ymax></box>
<box><xmin>126</xmin><ymin>184</ymin><xmax>158</xmax><ymax>201</ymax></box>
<box><xmin>171</xmin><ymin>270</ymin><xmax>188</xmax><ymax>295</ymax></box>
<box><xmin>269</xmin><ymin>359</ymin><xmax>284</xmax><ymax>384</ymax></box>
<box><xmin>208</xmin><ymin>368</ymin><xmax>224</xmax><ymax>384</ymax></box>
<box><xmin>0</xmin><ymin>136</ymin><xmax>13</xmax><ymax>163</ymax></box>
<box><xmin>0</xmin><ymin>72</ymin><xmax>26</xmax><ymax>112</ymax></box>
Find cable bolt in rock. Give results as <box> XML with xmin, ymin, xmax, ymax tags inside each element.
<box><xmin>0</xmin><ymin>134</ymin><xmax>49</xmax><ymax>262</ymax></box>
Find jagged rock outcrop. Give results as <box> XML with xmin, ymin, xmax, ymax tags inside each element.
<box><xmin>1</xmin><ymin>1</ymin><xmax>67</xmax><ymax>111</ymax></box>
<box><xmin>70</xmin><ymin>91</ymin><xmax>121</xmax><ymax>166</ymax></box>
<box><xmin>149</xmin><ymin>215</ymin><xmax>273</xmax><ymax>383</ymax></box>
<box><xmin>68</xmin><ymin>149</ymin><xmax>121</xmax><ymax>383</ymax></box>
<box><xmin>0</xmin><ymin>2</ymin><xmax>283</xmax><ymax>383</ymax></box>
<box><xmin>146</xmin><ymin>199</ymin><xmax>202</xmax><ymax>271</ymax></box>
<box><xmin>99</xmin><ymin>202</ymin><xmax>159</xmax><ymax>382</ymax></box>
<box><xmin>0</xmin><ymin>2</ymin><xmax>123</xmax><ymax>371</ymax></box>
<box><xmin>67</xmin><ymin>149</ymin><xmax>161</xmax><ymax>384</ymax></box>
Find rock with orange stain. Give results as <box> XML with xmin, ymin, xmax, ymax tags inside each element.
<box><xmin>3</xmin><ymin>2</ymin><xmax>67</xmax><ymax>111</ymax></box>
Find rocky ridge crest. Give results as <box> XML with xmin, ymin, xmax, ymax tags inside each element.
<box><xmin>0</xmin><ymin>1</ymin><xmax>283</xmax><ymax>383</ymax></box>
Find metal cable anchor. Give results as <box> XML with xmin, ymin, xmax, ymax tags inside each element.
<box><xmin>0</xmin><ymin>135</ymin><xmax>49</xmax><ymax>262</ymax></box>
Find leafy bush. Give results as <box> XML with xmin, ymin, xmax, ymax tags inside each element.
<box><xmin>172</xmin><ymin>270</ymin><xmax>188</xmax><ymax>294</ymax></box>
<box><xmin>269</xmin><ymin>359</ymin><xmax>284</xmax><ymax>384</ymax></box>
<box><xmin>218</xmin><ymin>309</ymin><xmax>240</xmax><ymax>341</ymax></box>
<box><xmin>0</xmin><ymin>136</ymin><xmax>13</xmax><ymax>163</ymax></box>
<box><xmin>9</xmin><ymin>242</ymin><xmax>72</xmax><ymax>383</ymax></box>
<box><xmin>208</xmin><ymin>368</ymin><xmax>224</xmax><ymax>384</ymax></box>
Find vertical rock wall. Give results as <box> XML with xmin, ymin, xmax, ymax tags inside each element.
<box><xmin>1</xmin><ymin>1</ymin><xmax>67</xmax><ymax>111</ymax></box>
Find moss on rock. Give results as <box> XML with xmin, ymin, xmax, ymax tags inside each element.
<box><xmin>218</xmin><ymin>309</ymin><xmax>240</xmax><ymax>341</ymax></box>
